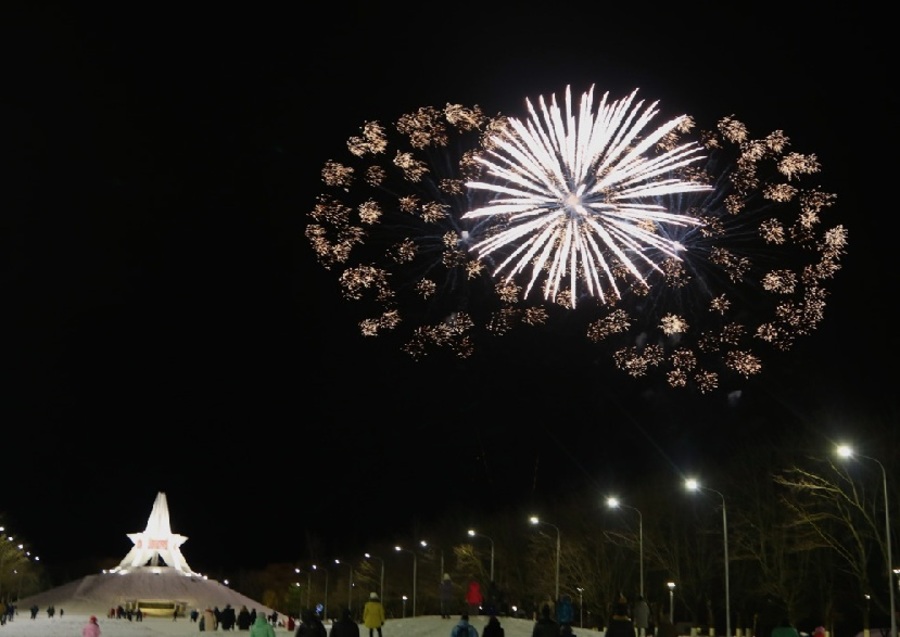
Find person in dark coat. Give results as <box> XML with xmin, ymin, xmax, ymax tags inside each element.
<box><xmin>483</xmin><ymin>614</ymin><xmax>505</xmax><ymax>637</ymax></box>
<box><xmin>655</xmin><ymin>614</ymin><xmax>677</xmax><ymax>637</ymax></box>
<box><xmin>296</xmin><ymin>608</ymin><xmax>327</xmax><ymax>637</ymax></box>
<box><xmin>220</xmin><ymin>604</ymin><xmax>237</xmax><ymax>630</ymax></box>
<box><xmin>330</xmin><ymin>607</ymin><xmax>360</xmax><ymax>637</ymax></box>
<box><xmin>440</xmin><ymin>573</ymin><xmax>454</xmax><ymax>619</ymax></box>
<box><xmin>532</xmin><ymin>605</ymin><xmax>558</xmax><ymax>637</ymax></box>
<box><xmin>606</xmin><ymin>597</ymin><xmax>636</xmax><ymax>637</ymax></box>
<box><xmin>237</xmin><ymin>606</ymin><xmax>252</xmax><ymax>630</ymax></box>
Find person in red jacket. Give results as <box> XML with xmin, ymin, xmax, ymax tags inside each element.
<box><xmin>465</xmin><ymin>580</ymin><xmax>483</xmax><ymax>617</ymax></box>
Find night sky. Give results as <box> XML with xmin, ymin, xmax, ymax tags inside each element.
<box><xmin>2</xmin><ymin>5</ymin><xmax>894</xmax><ymax>578</ymax></box>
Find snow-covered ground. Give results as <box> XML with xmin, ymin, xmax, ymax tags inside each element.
<box><xmin>0</xmin><ymin>613</ymin><xmax>547</xmax><ymax>637</ymax></box>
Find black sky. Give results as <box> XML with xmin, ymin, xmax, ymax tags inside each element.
<box><xmin>1</xmin><ymin>5</ymin><xmax>895</xmax><ymax>577</ymax></box>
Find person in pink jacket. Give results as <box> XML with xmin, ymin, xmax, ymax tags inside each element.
<box><xmin>82</xmin><ymin>615</ymin><xmax>101</xmax><ymax>637</ymax></box>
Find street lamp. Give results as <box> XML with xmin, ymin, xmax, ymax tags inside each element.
<box><xmin>576</xmin><ymin>587</ymin><xmax>584</xmax><ymax>628</ymax></box>
<box><xmin>293</xmin><ymin>580</ymin><xmax>303</xmax><ymax>618</ymax></box>
<box><xmin>364</xmin><ymin>553</ymin><xmax>385</xmax><ymax>601</ymax></box>
<box><xmin>837</xmin><ymin>444</ymin><xmax>897</xmax><ymax>637</ymax></box>
<box><xmin>467</xmin><ymin>529</ymin><xmax>495</xmax><ymax>581</ymax></box>
<box><xmin>335</xmin><ymin>559</ymin><xmax>354</xmax><ymax>612</ymax></box>
<box><xmin>866</xmin><ymin>594</ymin><xmax>872</xmax><ymax>633</ymax></box>
<box><xmin>395</xmin><ymin>545</ymin><xmax>418</xmax><ymax>617</ymax></box>
<box><xmin>606</xmin><ymin>497</ymin><xmax>644</xmax><ymax>598</ymax></box>
<box><xmin>530</xmin><ymin>516</ymin><xmax>561</xmax><ymax>601</ymax></box>
<box><xmin>421</xmin><ymin>541</ymin><xmax>447</xmax><ymax>605</ymax></box>
<box><xmin>667</xmin><ymin>582</ymin><xmax>675</xmax><ymax>624</ymax></box>
<box><xmin>295</xmin><ymin>567</ymin><xmax>313</xmax><ymax>609</ymax></box>
<box><xmin>313</xmin><ymin>564</ymin><xmax>329</xmax><ymax>620</ymax></box>
<box><xmin>402</xmin><ymin>595</ymin><xmax>408</xmax><ymax>618</ymax></box>
<box><xmin>685</xmin><ymin>479</ymin><xmax>730</xmax><ymax>637</ymax></box>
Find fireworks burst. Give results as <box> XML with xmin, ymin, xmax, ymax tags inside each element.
<box><xmin>579</xmin><ymin>109</ymin><xmax>848</xmax><ymax>392</ymax></box>
<box><xmin>306</xmin><ymin>102</ymin><xmax>550</xmax><ymax>360</ymax></box>
<box><xmin>464</xmin><ymin>85</ymin><xmax>712</xmax><ymax>308</ymax></box>
<box><xmin>306</xmin><ymin>85</ymin><xmax>847</xmax><ymax>391</ymax></box>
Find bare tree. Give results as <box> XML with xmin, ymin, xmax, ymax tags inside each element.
<box><xmin>775</xmin><ymin>456</ymin><xmax>885</xmax><ymax>615</ymax></box>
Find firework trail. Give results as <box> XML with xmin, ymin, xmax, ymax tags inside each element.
<box><xmin>306</xmin><ymin>85</ymin><xmax>847</xmax><ymax>392</ymax></box>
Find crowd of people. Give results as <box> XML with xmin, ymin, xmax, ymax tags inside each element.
<box><xmin>10</xmin><ymin>575</ymin><xmax>822</xmax><ymax>637</ymax></box>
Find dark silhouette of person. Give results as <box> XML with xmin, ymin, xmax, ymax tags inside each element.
<box><xmin>606</xmin><ymin>597</ymin><xmax>636</xmax><ymax>637</ymax></box>
<box><xmin>483</xmin><ymin>614</ymin><xmax>505</xmax><ymax>637</ymax></box>
<box><xmin>440</xmin><ymin>573</ymin><xmax>454</xmax><ymax>619</ymax></box>
<box><xmin>532</xmin><ymin>605</ymin><xmax>558</xmax><ymax>637</ymax></box>
<box><xmin>220</xmin><ymin>604</ymin><xmax>237</xmax><ymax>630</ymax></box>
<box><xmin>296</xmin><ymin>608</ymin><xmax>327</xmax><ymax>637</ymax></box>
<box><xmin>656</xmin><ymin>613</ymin><xmax>677</xmax><ymax>637</ymax></box>
<box><xmin>331</xmin><ymin>607</ymin><xmax>361</xmax><ymax>637</ymax></box>
<box><xmin>238</xmin><ymin>605</ymin><xmax>252</xmax><ymax>630</ymax></box>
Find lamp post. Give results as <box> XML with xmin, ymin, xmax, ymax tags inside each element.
<box><xmin>530</xmin><ymin>516</ymin><xmax>561</xmax><ymax>601</ymax></box>
<box><xmin>293</xmin><ymin>581</ymin><xmax>303</xmax><ymax>618</ymax></box>
<box><xmin>421</xmin><ymin>542</ymin><xmax>444</xmax><ymax>583</ymax></box>
<box><xmin>395</xmin><ymin>545</ymin><xmax>418</xmax><ymax>617</ymax></box>
<box><xmin>866</xmin><ymin>594</ymin><xmax>872</xmax><ymax>633</ymax></box>
<box><xmin>422</xmin><ymin>542</ymin><xmax>446</xmax><ymax>605</ymax></box>
<box><xmin>364</xmin><ymin>553</ymin><xmax>385</xmax><ymax>601</ymax></box>
<box><xmin>837</xmin><ymin>444</ymin><xmax>897</xmax><ymax>637</ymax></box>
<box><xmin>313</xmin><ymin>564</ymin><xmax>329</xmax><ymax>620</ymax></box>
<box><xmin>667</xmin><ymin>582</ymin><xmax>675</xmax><ymax>624</ymax></box>
<box><xmin>606</xmin><ymin>497</ymin><xmax>644</xmax><ymax>598</ymax></box>
<box><xmin>685</xmin><ymin>479</ymin><xmax>730</xmax><ymax>637</ymax></box>
<box><xmin>295</xmin><ymin>567</ymin><xmax>313</xmax><ymax>610</ymax></box>
<box><xmin>335</xmin><ymin>559</ymin><xmax>354</xmax><ymax>612</ymax></box>
<box><xmin>576</xmin><ymin>587</ymin><xmax>584</xmax><ymax>628</ymax></box>
<box><xmin>467</xmin><ymin>529</ymin><xmax>495</xmax><ymax>582</ymax></box>
<box><xmin>402</xmin><ymin>595</ymin><xmax>408</xmax><ymax>619</ymax></box>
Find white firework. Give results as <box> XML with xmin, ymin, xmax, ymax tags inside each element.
<box><xmin>463</xmin><ymin>85</ymin><xmax>713</xmax><ymax>307</ymax></box>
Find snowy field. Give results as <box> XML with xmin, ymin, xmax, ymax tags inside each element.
<box><xmin>0</xmin><ymin>613</ymin><xmax>554</xmax><ymax>637</ymax></box>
